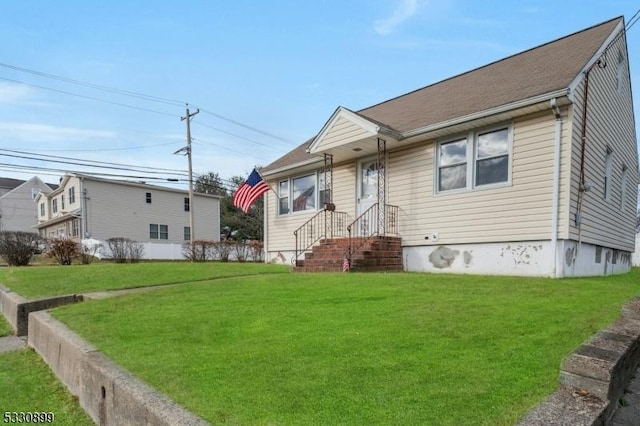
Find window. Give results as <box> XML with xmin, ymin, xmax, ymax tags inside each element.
<box><xmin>437</xmin><ymin>126</ymin><xmax>511</xmax><ymax>193</ymax></box>
<box><xmin>184</xmin><ymin>226</ymin><xmax>191</xmax><ymax>241</ymax></box>
<box><xmin>52</xmin><ymin>199</ymin><xmax>58</xmax><ymax>213</ymax></box>
<box><xmin>31</xmin><ymin>188</ymin><xmax>39</xmax><ymax>200</ymax></box>
<box><xmin>146</xmin><ymin>192</ymin><xmax>152</xmax><ymax>204</ymax></box>
<box><xmin>40</xmin><ymin>203</ymin><xmax>45</xmax><ymax>217</ymax></box>
<box><xmin>149</xmin><ymin>224</ymin><xmax>168</xmax><ymax>240</ymax></box>
<box><xmin>319</xmin><ymin>172</ymin><xmax>331</xmax><ymax>206</ymax></box>
<box><xmin>71</xmin><ymin>219</ymin><xmax>79</xmax><ymax>237</ymax></box>
<box><xmin>292</xmin><ymin>174</ymin><xmax>316</xmax><ymax>212</ymax></box>
<box><xmin>68</xmin><ymin>186</ymin><xmax>76</xmax><ymax>204</ymax></box>
<box><xmin>604</xmin><ymin>147</ymin><xmax>613</xmax><ymax>201</ymax></box>
<box><xmin>61</xmin><ymin>195</ymin><xmax>65</xmax><ymax>210</ymax></box>
<box><xmin>278</xmin><ymin>180</ymin><xmax>289</xmax><ymax>215</ymax></box>
<box><xmin>184</xmin><ymin>197</ymin><xmax>190</xmax><ymax>212</ymax></box>
<box><xmin>475</xmin><ymin>128</ymin><xmax>509</xmax><ymax>186</ymax></box>
<box><xmin>438</xmin><ymin>138</ymin><xmax>467</xmax><ymax>191</ymax></box>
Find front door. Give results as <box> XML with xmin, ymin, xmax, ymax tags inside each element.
<box><xmin>358</xmin><ymin>158</ymin><xmax>380</xmax><ymax>215</ymax></box>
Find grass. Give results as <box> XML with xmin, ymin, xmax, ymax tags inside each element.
<box><xmin>0</xmin><ymin>349</ymin><xmax>93</xmax><ymax>425</ymax></box>
<box><xmin>0</xmin><ymin>315</ymin><xmax>11</xmax><ymax>337</ymax></box>
<box><xmin>49</xmin><ymin>267</ymin><xmax>640</xmax><ymax>425</ymax></box>
<box><xmin>0</xmin><ymin>262</ymin><xmax>288</xmax><ymax>298</ymax></box>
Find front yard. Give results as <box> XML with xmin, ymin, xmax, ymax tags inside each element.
<box><xmin>19</xmin><ymin>265</ymin><xmax>635</xmax><ymax>425</ymax></box>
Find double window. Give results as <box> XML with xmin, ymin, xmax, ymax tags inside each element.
<box><xmin>437</xmin><ymin>126</ymin><xmax>511</xmax><ymax>193</ymax></box>
<box><xmin>149</xmin><ymin>224</ymin><xmax>168</xmax><ymax>240</ymax></box>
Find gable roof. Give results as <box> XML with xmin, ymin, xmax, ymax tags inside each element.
<box><xmin>262</xmin><ymin>16</ymin><xmax>623</xmax><ymax>175</ymax></box>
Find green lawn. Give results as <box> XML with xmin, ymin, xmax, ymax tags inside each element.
<box><xmin>0</xmin><ymin>315</ymin><xmax>11</xmax><ymax>337</ymax></box>
<box><xmin>0</xmin><ymin>262</ymin><xmax>288</xmax><ymax>298</ymax></box>
<box><xmin>0</xmin><ymin>349</ymin><xmax>93</xmax><ymax>425</ymax></box>
<box><xmin>49</xmin><ymin>268</ymin><xmax>640</xmax><ymax>425</ymax></box>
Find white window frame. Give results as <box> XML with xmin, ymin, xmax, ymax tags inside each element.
<box><xmin>150</xmin><ymin>224</ymin><xmax>168</xmax><ymax>240</ymax></box>
<box><xmin>277</xmin><ymin>171</ymin><xmax>324</xmax><ymax>216</ymax></box>
<box><xmin>184</xmin><ymin>226</ymin><xmax>191</xmax><ymax>241</ymax></box>
<box><xmin>436</xmin><ymin>124</ymin><xmax>512</xmax><ymax>194</ymax></box>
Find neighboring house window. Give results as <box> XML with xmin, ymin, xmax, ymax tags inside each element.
<box><xmin>617</xmin><ymin>50</ymin><xmax>625</xmax><ymax>92</ymax></box>
<box><xmin>146</xmin><ymin>192</ymin><xmax>152</xmax><ymax>204</ymax></box>
<box><xmin>52</xmin><ymin>199</ymin><xmax>58</xmax><ymax>213</ymax></box>
<box><xmin>292</xmin><ymin>174</ymin><xmax>316</xmax><ymax>212</ymax></box>
<box><xmin>31</xmin><ymin>188</ymin><xmax>39</xmax><ymax>199</ymax></box>
<box><xmin>184</xmin><ymin>197</ymin><xmax>190</xmax><ymax>212</ymax></box>
<box><xmin>604</xmin><ymin>147</ymin><xmax>613</xmax><ymax>201</ymax></box>
<box><xmin>40</xmin><ymin>203</ymin><xmax>45</xmax><ymax>217</ymax></box>
<box><xmin>149</xmin><ymin>224</ymin><xmax>168</xmax><ymax>240</ymax></box>
<box><xmin>61</xmin><ymin>195</ymin><xmax>65</xmax><ymax>210</ymax></box>
<box><xmin>620</xmin><ymin>164</ymin><xmax>628</xmax><ymax>208</ymax></box>
<box><xmin>71</xmin><ymin>219</ymin><xmax>79</xmax><ymax>237</ymax></box>
<box><xmin>437</xmin><ymin>125</ymin><xmax>511</xmax><ymax>193</ymax></box>
<box><xmin>278</xmin><ymin>180</ymin><xmax>289</xmax><ymax>215</ymax></box>
<box><xmin>68</xmin><ymin>186</ymin><xmax>76</xmax><ymax>204</ymax></box>
<box><xmin>184</xmin><ymin>226</ymin><xmax>191</xmax><ymax>241</ymax></box>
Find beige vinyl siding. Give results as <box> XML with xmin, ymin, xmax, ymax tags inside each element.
<box><xmin>266</xmin><ymin>164</ymin><xmax>356</xmax><ymax>253</ymax></box>
<box><xmin>390</xmin><ymin>111</ymin><xmax>568</xmax><ymax>246</ymax></box>
<box><xmin>317</xmin><ymin>116</ymin><xmax>373</xmax><ymax>151</ymax></box>
<box><xmin>83</xmin><ymin>180</ymin><xmax>219</xmax><ymax>244</ymax></box>
<box><xmin>567</xmin><ymin>35</ymin><xmax>638</xmax><ymax>251</ymax></box>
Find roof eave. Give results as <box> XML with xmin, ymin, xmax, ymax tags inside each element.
<box><xmin>402</xmin><ymin>89</ymin><xmax>571</xmax><ymax>139</ymax></box>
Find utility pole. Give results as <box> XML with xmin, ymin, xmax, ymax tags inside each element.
<box><xmin>181</xmin><ymin>105</ymin><xmax>199</xmax><ymax>256</ymax></box>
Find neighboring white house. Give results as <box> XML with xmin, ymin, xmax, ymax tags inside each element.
<box><xmin>261</xmin><ymin>17</ymin><xmax>638</xmax><ymax>277</ymax></box>
<box><xmin>0</xmin><ymin>176</ymin><xmax>55</xmax><ymax>232</ymax></box>
<box><xmin>35</xmin><ymin>173</ymin><xmax>220</xmax><ymax>259</ymax></box>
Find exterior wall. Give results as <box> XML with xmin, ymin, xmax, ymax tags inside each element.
<box><xmin>317</xmin><ymin>115</ymin><xmax>372</xmax><ymax>151</ymax></box>
<box><xmin>83</xmin><ymin>179</ymin><xmax>219</xmax><ymax>244</ymax></box>
<box><xmin>389</xmin><ymin>109</ymin><xmax>571</xmax><ymax>246</ymax></box>
<box><xmin>567</xmin><ymin>34</ymin><xmax>638</xmax><ymax>252</ymax></box>
<box><xmin>0</xmin><ymin>177</ymin><xmax>53</xmax><ymax>232</ymax></box>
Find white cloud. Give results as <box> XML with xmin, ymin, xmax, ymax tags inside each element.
<box><xmin>0</xmin><ymin>122</ymin><xmax>116</xmax><ymax>143</ymax></box>
<box><xmin>374</xmin><ymin>0</ymin><xmax>425</xmax><ymax>36</ymax></box>
<box><xmin>0</xmin><ymin>82</ymin><xmax>52</xmax><ymax>106</ymax></box>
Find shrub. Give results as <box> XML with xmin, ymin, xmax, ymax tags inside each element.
<box><xmin>0</xmin><ymin>231</ymin><xmax>43</xmax><ymax>266</ymax></box>
<box><xmin>248</xmin><ymin>240</ymin><xmax>264</xmax><ymax>262</ymax></box>
<box><xmin>233</xmin><ymin>241</ymin><xmax>249</xmax><ymax>262</ymax></box>
<box><xmin>105</xmin><ymin>238</ymin><xmax>144</xmax><ymax>263</ymax></box>
<box><xmin>80</xmin><ymin>241</ymin><xmax>101</xmax><ymax>264</ymax></box>
<box><xmin>182</xmin><ymin>240</ymin><xmax>216</xmax><ymax>261</ymax></box>
<box><xmin>213</xmin><ymin>240</ymin><xmax>233</xmax><ymax>262</ymax></box>
<box><xmin>47</xmin><ymin>238</ymin><xmax>80</xmax><ymax>265</ymax></box>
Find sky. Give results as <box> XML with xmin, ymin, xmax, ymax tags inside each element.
<box><xmin>0</xmin><ymin>0</ymin><xmax>638</xmax><ymax>191</ymax></box>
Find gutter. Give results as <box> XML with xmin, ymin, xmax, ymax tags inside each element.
<box><xmin>550</xmin><ymin>98</ymin><xmax>563</xmax><ymax>278</ymax></box>
<box><xmin>402</xmin><ymin>89</ymin><xmax>570</xmax><ymax>139</ymax></box>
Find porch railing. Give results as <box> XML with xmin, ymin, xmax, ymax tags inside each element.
<box><xmin>347</xmin><ymin>203</ymin><xmax>399</xmax><ymax>260</ymax></box>
<box><xmin>293</xmin><ymin>208</ymin><xmax>349</xmax><ymax>266</ymax></box>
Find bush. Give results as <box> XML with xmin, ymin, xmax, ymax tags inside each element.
<box><xmin>105</xmin><ymin>238</ymin><xmax>145</xmax><ymax>263</ymax></box>
<box><xmin>80</xmin><ymin>241</ymin><xmax>101</xmax><ymax>264</ymax></box>
<box><xmin>47</xmin><ymin>238</ymin><xmax>80</xmax><ymax>265</ymax></box>
<box><xmin>0</xmin><ymin>231</ymin><xmax>43</xmax><ymax>266</ymax></box>
<box><xmin>182</xmin><ymin>240</ymin><xmax>216</xmax><ymax>261</ymax></box>
<box><xmin>213</xmin><ymin>240</ymin><xmax>234</xmax><ymax>262</ymax></box>
<box><xmin>248</xmin><ymin>240</ymin><xmax>264</xmax><ymax>262</ymax></box>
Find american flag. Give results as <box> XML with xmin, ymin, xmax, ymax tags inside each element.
<box><xmin>293</xmin><ymin>186</ymin><xmax>314</xmax><ymax>211</ymax></box>
<box><xmin>232</xmin><ymin>168</ymin><xmax>270</xmax><ymax>213</ymax></box>
<box><xmin>342</xmin><ymin>255</ymin><xmax>350</xmax><ymax>272</ymax></box>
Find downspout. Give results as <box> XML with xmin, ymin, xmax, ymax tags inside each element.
<box><xmin>574</xmin><ymin>58</ymin><xmax>606</xmax><ymax>263</ymax></box>
<box><xmin>550</xmin><ymin>98</ymin><xmax>562</xmax><ymax>277</ymax></box>
<box><xmin>263</xmin><ymin>191</ymin><xmax>268</xmax><ymax>264</ymax></box>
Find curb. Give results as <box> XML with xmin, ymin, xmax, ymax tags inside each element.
<box><xmin>518</xmin><ymin>298</ymin><xmax>640</xmax><ymax>425</ymax></box>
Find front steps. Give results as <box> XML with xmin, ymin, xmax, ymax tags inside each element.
<box><xmin>293</xmin><ymin>236</ymin><xmax>403</xmax><ymax>272</ymax></box>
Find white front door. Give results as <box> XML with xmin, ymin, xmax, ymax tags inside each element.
<box><xmin>356</xmin><ymin>158</ymin><xmax>382</xmax><ymax>235</ymax></box>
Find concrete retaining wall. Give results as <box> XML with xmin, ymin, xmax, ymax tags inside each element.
<box><xmin>0</xmin><ymin>285</ymin><xmax>81</xmax><ymax>336</ymax></box>
<box><xmin>28</xmin><ymin>311</ymin><xmax>208</xmax><ymax>426</ymax></box>
<box><xmin>519</xmin><ymin>298</ymin><xmax>640</xmax><ymax>425</ymax></box>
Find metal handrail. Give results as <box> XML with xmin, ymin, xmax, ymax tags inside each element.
<box><xmin>293</xmin><ymin>208</ymin><xmax>349</xmax><ymax>266</ymax></box>
<box><xmin>347</xmin><ymin>203</ymin><xmax>399</xmax><ymax>262</ymax></box>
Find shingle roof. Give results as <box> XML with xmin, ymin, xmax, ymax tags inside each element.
<box><xmin>262</xmin><ymin>17</ymin><xmax>622</xmax><ymax>174</ymax></box>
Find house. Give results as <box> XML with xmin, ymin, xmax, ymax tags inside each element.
<box><xmin>260</xmin><ymin>16</ymin><xmax>638</xmax><ymax>277</ymax></box>
<box><xmin>0</xmin><ymin>176</ymin><xmax>55</xmax><ymax>232</ymax></box>
<box><xmin>35</xmin><ymin>173</ymin><xmax>220</xmax><ymax>259</ymax></box>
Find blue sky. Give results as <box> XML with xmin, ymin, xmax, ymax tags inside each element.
<box><xmin>0</xmin><ymin>1</ymin><xmax>638</xmax><ymax>189</ymax></box>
